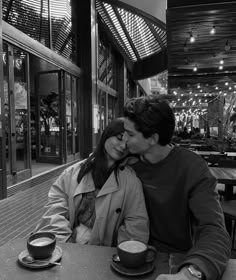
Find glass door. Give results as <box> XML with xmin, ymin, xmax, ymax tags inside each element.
<box><xmin>36</xmin><ymin>71</ymin><xmax>62</xmax><ymax>164</ymax></box>
<box><xmin>3</xmin><ymin>43</ymin><xmax>31</xmax><ymax>186</ymax></box>
<box><xmin>36</xmin><ymin>71</ymin><xmax>80</xmax><ymax>164</ymax></box>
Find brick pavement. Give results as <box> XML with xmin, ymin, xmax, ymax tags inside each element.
<box><xmin>0</xmin><ymin>176</ymin><xmax>56</xmax><ymax>247</ymax></box>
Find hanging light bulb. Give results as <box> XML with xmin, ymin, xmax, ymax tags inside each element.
<box><xmin>219</xmin><ymin>65</ymin><xmax>224</xmax><ymax>70</ymax></box>
<box><xmin>210</xmin><ymin>26</ymin><xmax>216</xmax><ymax>35</ymax></box>
<box><xmin>220</xmin><ymin>59</ymin><xmax>224</xmax><ymax>64</ymax></box>
<box><xmin>190</xmin><ymin>32</ymin><xmax>195</xmax><ymax>43</ymax></box>
<box><xmin>193</xmin><ymin>65</ymin><xmax>198</xmax><ymax>72</ymax></box>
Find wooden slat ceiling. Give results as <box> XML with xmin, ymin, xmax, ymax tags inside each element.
<box><xmin>167</xmin><ymin>3</ymin><xmax>236</xmax><ymax>111</ymax></box>
<box><xmin>96</xmin><ymin>0</ymin><xmax>167</xmax><ymax>78</ymax></box>
<box><xmin>167</xmin><ymin>3</ymin><xmax>236</xmax><ymax>75</ymax></box>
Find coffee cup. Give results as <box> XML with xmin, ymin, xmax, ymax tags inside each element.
<box><xmin>27</xmin><ymin>232</ymin><xmax>56</xmax><ymax>259</ymax></box>
<box><xmin>117</xmin><ymin>240</ymin><xmax>157</xmax><ymax>268</ymax></box>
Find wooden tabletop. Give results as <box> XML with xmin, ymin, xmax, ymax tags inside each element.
<box><xmin>0</xmin><ymin>238</ymin><xmax>234</xmax><ymax>280</ymax></box>
<box><xmin>210</xmin><ymin>167</ymin><xmax>236</xmax><ymax>185</ymax></box>
<box><xmin>0</xmin><ymin>239</ymin><xmax>168</xmax><ymax>280</ymax></box>
<box><xmin>196</xmin><ymin>151</ymin><xmax>222</xmax><ymax>156</ymax></box>
<box><xmin>196</xmin><ymin>151</ymin><xmax>236</xmax><ymax>158</ymax></box>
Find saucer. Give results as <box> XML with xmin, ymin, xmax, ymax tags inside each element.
<box><xmin>111</xmin><ymin>259</ymin><xmax>155</xmax><ymax>277</ymax></box>
<box><xmin>18</xmin><ymin>246</ymin><xmax>62</xmax><ymax>269</ymax></box>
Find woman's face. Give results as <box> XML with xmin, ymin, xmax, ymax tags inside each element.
<box><xmin>104</xmin><ymin>133</ymin><xmax>129</xmax><ymax>167</ymax></box>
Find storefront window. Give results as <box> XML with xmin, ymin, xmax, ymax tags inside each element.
<box><xmin>65</xmin><ymin>74</ymin><xmax>72</xmax><ymax>156</ymax></box>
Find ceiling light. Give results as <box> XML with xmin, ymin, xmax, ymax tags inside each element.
<box><xmin>219</xmin><ymin>65</ymin><xmax>223</xmax><ymax>70</ymax></box>
<box><xmin>220</xmin><ymin>59</ymin><xmax>224</xmax><ymax>64</ymax></box>
<box><xmin>193</xmin><ymin>65</ymin><xmax>198</xmax><ymax>71</ymax></box>
<box><xmin>210</xmin><ymin>26</ymin><xmax>216</xmax><ymax>35</ymax></box>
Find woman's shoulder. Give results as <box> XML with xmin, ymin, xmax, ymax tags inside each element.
<box><xmin>60</xmin><ymin>159</ymin><xmax>87</xmax><ymax>177</ymax></box>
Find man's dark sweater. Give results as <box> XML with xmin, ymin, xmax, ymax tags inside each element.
<box><xmin>131</xmin><ymin>146</ymin><xmax>231</xmax><ymax>280</ymax></box>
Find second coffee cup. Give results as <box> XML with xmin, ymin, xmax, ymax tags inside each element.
<box><xmin>117</xmin><ymin>240</ymin><xmax>157</xmax><ymax>268</ymax></box>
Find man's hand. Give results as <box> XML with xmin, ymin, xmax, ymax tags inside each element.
<box><xmin>155</xmin><ymin>267</ymin><xmax>197</xmax><ymax>280</ymax></box>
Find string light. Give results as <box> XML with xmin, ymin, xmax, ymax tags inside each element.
<box><xmin>210</xmin><ymin>26</ymin><xmax>216</xmax><ymax>35</ymax></box>
<box><xmin>189</xmin><ymin>32</ymin><xmax>195</xmax><ymax>43</ymax></box>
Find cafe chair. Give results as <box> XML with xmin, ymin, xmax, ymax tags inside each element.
<box><xmin>216</xmin><ymin>159</ymin><xmax>236</xmax><ymax>199</ymax></box>
<box><xmin>221</xmin><ymin>200</ymin><xmax>236</xmax><ymax>250</ymax></box>
<box><xmin>207</xmin><ymin>154</ymin><xmax>227</xmax><ymax>167</ymax></box>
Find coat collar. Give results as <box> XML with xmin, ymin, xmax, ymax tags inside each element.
<box><xmin>73</xmin><ymin>171</ymin><xmax>120</xmax><ymax>198</ymax></box>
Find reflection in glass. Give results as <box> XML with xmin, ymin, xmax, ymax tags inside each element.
<box><xmin>108</xmin><ymin>95</ymin><xmax>117</xmax><ymax>123</ymax></box>
<box><xmin>38</xmin><ymin>72</ymin><xmax>60</xmax><ymax>158</ymax></box>
<box><xmin>65</xmin><ymin>74</ymin><xmax>72</xmax><ymax>156</ymax></box>
<box><xmin>72</xmin><ymin>77</ymin><xmax>79</xmax><ymax>153</ymax></box>
<box><xmin>14</xmin><ymin>47</ymin><xmax>28</xmax><ymax>172</ymax></box>
<box><xmin>3</xmin><ymin>42</ymin><xmax>10</xmax><ymax>174</ymax></box>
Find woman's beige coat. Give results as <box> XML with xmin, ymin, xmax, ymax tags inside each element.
<box><xmin>35</xmin><ymin>160</ymin><xmax>149</xmax><ymax>246</ymax></box>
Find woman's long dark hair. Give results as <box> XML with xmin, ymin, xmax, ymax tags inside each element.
<box><xmin>77</xmin><ymin>118</ymin><xmax>127</xmax><ymax>188</ymax></box>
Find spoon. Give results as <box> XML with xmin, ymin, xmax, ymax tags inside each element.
<box><xmin>22</xmin><ymin>255</ymin><xmax>61</xmax><ymax>266</ymax></box>
<box><xmin>112</xmin><ymin>254</ymin><xmax>120</xmax><ymax>263</ymax></box>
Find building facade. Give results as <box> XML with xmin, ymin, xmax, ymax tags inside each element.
<box><xmin>0</xmin><ymin>0</ymin><xmax>166</xmax><ymax>198</ymax></box>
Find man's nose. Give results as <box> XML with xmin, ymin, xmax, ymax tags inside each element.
<box><xmin>119</xmin><ymin>140</ymin><xmax>127</xmax><ymax>150</ymax></box>
<box><xmin>122</xmin><ymin>131</ymin><xmax>128</xmax><ymax>141</ymax></box>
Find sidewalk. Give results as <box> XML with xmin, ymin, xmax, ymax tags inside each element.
<box><xmin>0</xmin><ymin>176</ymin><xmax>56</xmax><ymax>247</ymax></box>
<box><xmin>0</xmin><ymin>160</ymin><xmax>79</xmax><ymax>247</ymax></box>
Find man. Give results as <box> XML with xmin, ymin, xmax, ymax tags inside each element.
<box><xmin>123</xmin><ymin>95</ymin><xmax>230</xmax><ymax>280</ymax></box>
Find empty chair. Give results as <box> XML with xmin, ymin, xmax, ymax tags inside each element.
<box><xmin>207</xmin><ymin>154</ymin><xmax>227</xmax><ymax>167</ymax></box>
<box><xmin>221</xmin><ymin>200</ymin><xmax>236</xmax><ymax>250</ymax></box>
<box><xmin>217</xmin><ymin>159</ymin><xmax>236</xmax><ymax>249</ymax></box>
<box><xmin>215</xmin><ymin>159</ymin><xmax>236</xmax><ymax>198</ymax></box>
<box><xmin>218</xmin><ymin>159</ymin><xmax>236</xmax><ymax>168</ymax></box>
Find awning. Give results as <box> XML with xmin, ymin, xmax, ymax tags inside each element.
<box><xmin>96</xmin><ymin>0</ymin><xmax>167</xmax><ymax>80</ymax></box>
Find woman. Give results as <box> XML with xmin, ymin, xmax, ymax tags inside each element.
<box><xmin>34</xmin><ymin>118</ymin><xmax>149</xmax><ymax>246</ymax></box>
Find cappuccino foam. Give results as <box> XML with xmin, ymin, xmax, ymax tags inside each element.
<box><xmin>119</xmin><ymin>240</ymin><xmax>146</xmax><ymax>253</ymax></box>
<box><xmin>30</xmin><ymin>237</ymin><xmax>53</xmax><ymax>246</ymax></box>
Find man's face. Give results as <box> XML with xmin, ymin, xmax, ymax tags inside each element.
<box><xmin>123</xmin><ymin>118</ymin><xmax>151</xmax><ymax>155</ymax></box>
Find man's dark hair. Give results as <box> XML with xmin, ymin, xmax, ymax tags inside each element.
<box><xmin>123</xmin><ymin>95</ymin><xmax>175</xmax><ymax>145</ymax></box>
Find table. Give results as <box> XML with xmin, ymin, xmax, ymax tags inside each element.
<box><xmin>196</xmin><ymin>151</ymin><xmax>222</xmax><ymax>156</ymax></box>
<box><xmin>0</xmin><ymin>239</ymin><xmax>168</xmax><ymax>280</ymax></box>
<box><xmin>0</xmin><ymin>239</ymin><xmax>235</xmax><ymax>280</ymax></box>
<box><xmin>210</xmin><ymin>167</ymin><xmax>236</xmax><ymax>200</ymax></box>
<box><xmin>196</xmin><ymin>151</ymin><xmax>236</xmax><ymax>158</ymax></box>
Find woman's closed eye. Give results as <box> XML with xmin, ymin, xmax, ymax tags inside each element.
<box><xmin>116</xmin><ymin>133</ymin><xmax>123</xmax><ymax>141</ymax></box>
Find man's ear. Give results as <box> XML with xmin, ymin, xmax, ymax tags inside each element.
<box><xmin>150</xmin><ymin>133</ymin><xmax>159</xmax><ymax>145</ymax></box>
